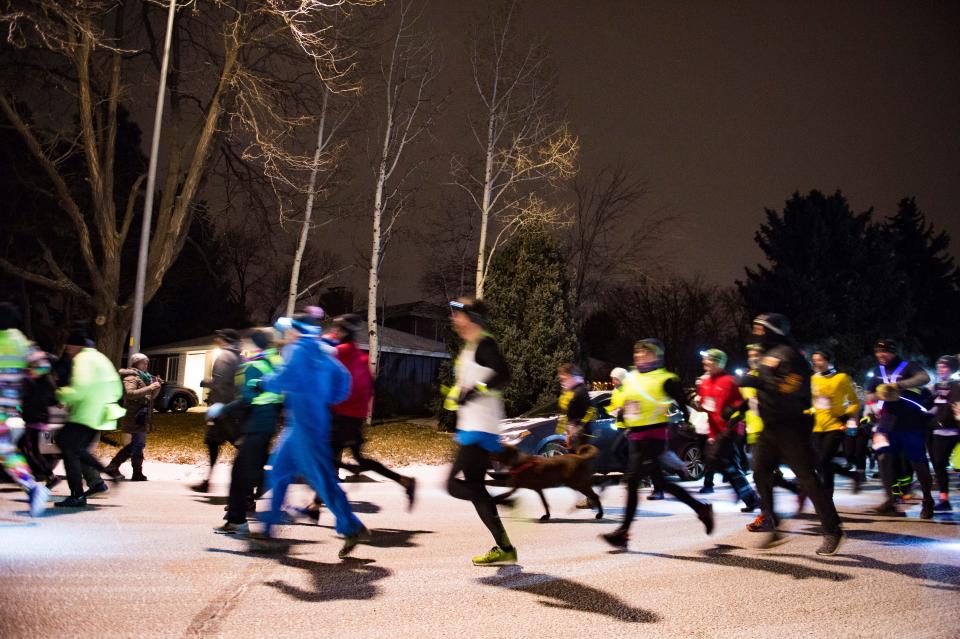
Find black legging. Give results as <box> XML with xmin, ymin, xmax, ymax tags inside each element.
<box><xmin>930</xmin><ymin>434</ymin><xmax>958</xmax><ymax>497</ymax></box>
<box><xmin>812</xmin><ymin>430</ymin><xmax>860</xmax><ymax>496</ymax></box>
<box><xmin>19</xmin><ymin>428</ymin><xmax>55</xmax><ymax>480</ymax></box>
<box><xmin>879</xmin><ymin>451</ymin><xmax>932</xmax><ymax>503</ymax></box>
<box><xmin>447</xmin><ymin>443</ymin><xmax>510</xmax><ymax>549</ymax></box>
<box><xmin>843</xmin><ymin>426</ymin><xmax>870</xmax><ymax>473</ymax></box>
<box><xmin>704</xmin><ymin>430</ymin><xmax>758</xmax><ymax>507</ymax></box>
<box><xmin>621</xmin><ymin>437</ymin><xmax>704</xmax><ymax>532</ymax></box>
<box><xmin>55</xmin><ymin>422</ymin><xmax>110</xmax><ymax>497</ymax></box>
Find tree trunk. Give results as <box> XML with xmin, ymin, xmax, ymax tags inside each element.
<box><xmin>287</xmin><ymin>88</ymin><xmax>329</xmax><ymax>316</ymax></box>
<box><xmin>367</xmin><ymin>160</ymin><xmax>386</xmax><ymax>375</ymax></box>
<box><xmin>474</xmin><ymin>111</ymin><xmax>496</xmax><ymax>300</ymax></box>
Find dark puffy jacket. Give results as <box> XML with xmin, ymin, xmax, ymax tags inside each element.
<box><xmin>202</xmin><ymin>345</ymin><xmax>242</xmax><ymax>405</ymax></box>
<box><xmin>740</xmin><ymin>342</ymin><xmax>813</xmax><ymax>429</ymax></box>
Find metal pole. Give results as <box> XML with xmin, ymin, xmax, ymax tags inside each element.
<box><xmin>129</xmin><ymin>0</ymin><xmax>178</xmax><ymax>359</ymax></box>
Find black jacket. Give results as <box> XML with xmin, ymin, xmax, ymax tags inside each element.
<box><xmin>738</xmin><ymin>342</ymin><xmax>812</xmax><ymax>428</ymax></box>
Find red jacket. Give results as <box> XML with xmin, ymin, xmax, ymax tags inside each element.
<box><xmin>696</xmin><ymin>371</ymin><xmax>743</xmax><ymax>438</ymax></box>
<box><xmin>333</xmin><ymin>342</ymin><xmax>374</xmax><ymax>419</ymax></box>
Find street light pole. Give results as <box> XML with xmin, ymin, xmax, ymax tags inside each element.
<box><xmin>129</xmin><ymin>0</ymin><xmax>178</xmax><ymax>359</ymax></box>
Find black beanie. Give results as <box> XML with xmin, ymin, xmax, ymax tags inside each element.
<box><xmin>66</xmin><ymin>330</ymin><xmax>88</xmax><ymax>346</ymax></box>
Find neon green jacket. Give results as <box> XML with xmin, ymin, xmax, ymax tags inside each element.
<box><xmin>56</xmin><ymin>348</ymin><xmax>124</xmax><ymax>430</ymax></box>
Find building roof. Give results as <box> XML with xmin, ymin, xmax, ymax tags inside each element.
<box><xmin>143</xmin><ymin>324</ymin><xmax>450</xmax><ymax>359</ymax></box>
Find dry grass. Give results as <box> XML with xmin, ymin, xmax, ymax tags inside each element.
<box><xmin>97</xmin><ymin>412</ymin><xmax>455</xmax><ymax>467</ymax></box>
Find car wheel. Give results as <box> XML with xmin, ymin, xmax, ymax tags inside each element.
<box><xmin>682</xmin><ymin>444</ymin><xmax>705</xmax><ymax>481</ymax></box>
<box><xmin>540</xmin><ymin>441</ymin><xmax>568</xmax><ymax>458</ymax></box>
<box><xmin>169</xmin><ymin>394</ymin><xmax>191</xmax><ymax>413</ymax></box>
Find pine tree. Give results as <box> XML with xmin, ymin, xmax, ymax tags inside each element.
<box><xmin>485</xmin><ymin>226</ymin><xmax>578</xmax><ymax>415</ymax></box>
<box><xmin>738</xmin><ymin>190</ymin><xmax>912</xmax><ymax>372</ymax></box>
<box><xmin>884</xmin><ymin>197</ymin><xmax>960</xmax><ymax>358</ymax></box>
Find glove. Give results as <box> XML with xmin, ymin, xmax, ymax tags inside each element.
<box><xmin>206</xmin><ymin>403</ymin><xmax>225</xmax><ymax>420</ymax></box>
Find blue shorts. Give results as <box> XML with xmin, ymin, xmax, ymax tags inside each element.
<box><xmin>879</xmin><ymin>429</ymin><xmax>927</xmax><ymax>463</ymax></box>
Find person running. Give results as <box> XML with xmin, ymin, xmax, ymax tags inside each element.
<box><xmin>193</xmin><ymin>329</ymin><xmax>243</xmax><ymax>493</ymax></box>
<box><xmin>695</xmin><ymin>348</ymin><xmax>760</xmax><ymax>512</ymax></box>
<box><xmin>444</xmin><ymin>297</ymin><xmax>516</xmax><ymax>566</ymax></box>
<box><xmin>54</xmin><ymin>330</ymin><xmax>126</xmax><ymax>508</ymax></box>
<box><xmin>871</xmin><ymin>383</ymin><xmax>935</xmax><ymax>519</ymax></box>
<box><xmin>212</xmin><ymin>329</ymin><xmax>284</xmax><ymax>535</ymax></box>
<box><xmin>738</xmin><ymin>313</ymin><xmax>844</xmax><ymax>555</ymax></box>
<box><xmin>105</xmin><ymin>353</ymin><xmax>161</xmax><ymax>481</ymax></box>
<box><xmin>301</xmin><ymin>314</ymin><xmax>418</xmax><ymax>520</ymax></box>
<box><xmin>250</xmin><ymin>313</ymin><xmax>366</xmax><ymax>557</ymax></box>
<box><xmin>930</xmin><ymin>355</ymin><xmax>960</xmax><ymax>512</ymax></box>
<box><xmin>864</xmin><ymin>338</ymin><xmax>930</xmax><ymax>501</ymax></box>
<box><xmin>0</xmin><ymin>302</ymin><xmax>51</xmax><ymax>517</ymax></box>
<box><xmin>601</xmin><ymin>339</ymin><xmax>714</xmax><ymax>549</ymax></box>
<box><xmin>558</xmin><ymin>363</ymin><xmax>594</xmax><ymax>450</ymax></box>
<box><xmin>809</xmin><ymin>348</ymin><xmax>862</xmax><ymax>497</ymax></box>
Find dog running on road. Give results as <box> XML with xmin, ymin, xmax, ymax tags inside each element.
<box><xmin>493</xmin><ymin>444</ymin><xmax>603</xmax><ymax>521</ymax></box>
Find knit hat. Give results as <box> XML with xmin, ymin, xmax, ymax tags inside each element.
<box><xmin>66</xmin><ymin>330</ymin><xmax>88</xmax><ymax>346</ymax></box>
<box><xmin>610</xmin><ymin>367</ymin><xmax>628</xmax><ymax>382</ymax></box>
<box><xmin>702</xmin><ymin>348</ymin><xmax>727</xmax><ymax>369</ymax></box>
<box><xmin>937</xmin><ymin>355</ymin><xmax>959</xmax><ymax>373</ymax></box>
<box><xmin>249</xmin><ymin>329</ymin><xmax>274</xmax><ymax>351</ymax></box>
<box><xmin>215</xmin><ymin>328</ymin><xmax>241</xmax><ymax>344</ymax></box>
<box><xmin>753</xmin><ymin>313</ymin><xmax>790</xmax><ymax>337</ymax></box>
<box><xmin>873</xmin><ymin>338</ymin><xmax>898</xmax><ymax>354</ymax></box>
<box><xmin>129</xmin><ymin>352</ymin><xmax>149</xmax><ymax>368</ymax></box>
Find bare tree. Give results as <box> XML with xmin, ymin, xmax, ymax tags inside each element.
<box><xmin>0</xmin><ymin>0</ymin><xmax>377</xmax><ymax>361</ymax></box>
<box><xmin>451</xmin><ymin>0</ymin><xmax>578</xmax><ymax>299</ymax></box>
<box><xmin>365</xmin><ymin>0</ymin><xmax>440</xmax><ymax>373</ymax></box>
<box><xmin>414</xmin><ymin>193</ymin><xmax>480</xmax><ymax>302</ymax></box>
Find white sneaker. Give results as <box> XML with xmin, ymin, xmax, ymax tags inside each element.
<box><xmin>213</xmin><ymin>521</ymin><xmax>250</xmax><ymax>535</ymax></box>
<box><xmin>29</xmin><ymin>484</ymin><xmax>50</xmax><ymax>518</ymax></box>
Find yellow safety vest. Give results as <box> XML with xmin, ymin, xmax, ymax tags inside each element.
<box><xmin>556</xmin><ymin>388</ymin><xmax>596</xmax><ymax>434</ymax></box>
<box><xmin>740</xmin><ymin>371</ymin><xmax>764</xmax><ymax>444</ymax></box>
<box><xmin>610</xmin><ymin>368</ymin><xmax>677</xmax><ymax>428</ymax></box>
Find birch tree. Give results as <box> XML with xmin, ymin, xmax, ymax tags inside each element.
<box><xmin>365</xmin><ymin>0</ymin><xmax>440</xmax><ymax>373</ymax></box>
<box><xmin>0</xmin><ymin>0</ymin><xmax>377</xmax><ymax>361</ymax></box>
<box><xmin>451</xmin><ymin>0</ymin><xmax>579</xmax><ymax>299</ymax></box>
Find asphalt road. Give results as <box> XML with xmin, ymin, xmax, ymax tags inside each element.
<box><xmin>1</xmin><ymin>463</ymin><xmax>958</xmax><ymax>639</ymax></box>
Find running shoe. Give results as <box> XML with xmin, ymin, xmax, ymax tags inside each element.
<box><xmin>920</xmin><ymin>500</ymin><xmax>934</xmax><ymax>520</ymax></box>
<box><xmin>471</xmin><ymin>545</ymin><xmax>518</xmax><ymax>566</ymax></box>
<box><xmin>404</xmin><ymin>477</ymin><xmax>417</xmax><ymax>511</ymax></box>
<box><xmin>29</xmin><ymin>484</ymin><xmax>49</xmax><ymax>518</ymax></box>
<box><xmin>339</xmin><ymin>526</ymin><xmax>371</xmax><ymax>559</ymax></box>
<box><xmin>815</xmin><ymin>531</ymin><xmax>845</xmax><ymax>556</ymax></box>
<box><xmin>648</xmin><ymin>490</ymin><xmax>665</xmax><ymax>501</ymax></box>
<box><xmin>83</xmin><ymin>482</ymin><xmax>109</xmax><ymax>498</ymax></box>
<box><xmin>933</xmin><ymin>500</ymin><xmax>952</xmax><ymax>512</ymax></box>
<box><xmin>575</xmin><ymin>498</ymin><xmax>592</xmax><ymax>509</ymax></box>
<box><xmin>698</xmin><ymin>486</ymin><xmax>715</xmax><ymax>494</ymax></box>
<box><xmin>600</xmin><ymin>529</ymin><xmax>629</xmax><ymax>549</ymax></box>
<box><xmin>213</xmin><ymin>521</ymin><xmax>250</xmax><ymax>535</ymax></box>
<box><xmin>698</xmin><ymin>503</ymin><xmax>715</xmax><ymax>535</ymax></box>
<box><xmin>45</xmin><ymin>476</ymin><xmax>62</xmax><ymax>490</ymax></box>
<box><xmin>873</xmin><ymin>499</ymin><xmax>898</xmax><ymax>515</ymax></box>
<box><xmin>759</xmin><ymin>530</ymin><xmax>789</xmax><ymax>549</ymax></box>
<box><xmin>746</xmin><ymin>514</ymin><xmax>774</xmax><ymax>533</ymax></box>
<box><xmin>55</xmin><ymin>495</ymin><xmax>87</xmax><ymax>508</ymax></box>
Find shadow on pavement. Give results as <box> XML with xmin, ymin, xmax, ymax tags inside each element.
<box><xmin>193</xmin><ymin>495</ymin><xmax>230</xmax><ymax>506</ymax></box>
<box><xmin>776</xmin><ymin>552</ymin><xmax>960</xmax><ymax>591</ymax></box>
<box><xmin>477</xmin><ymin>565</ymin><xmax>660</xmax><ymax>623</ymax></box>
<box><xmin>637</xmin><ymin>544</ymin><xmax>853</xmax><ymax>582</ymax></box>
<box><xmin>362</xmin><ymin>528</ymin><xmax>434</xmax><ymax>549</ymax></box>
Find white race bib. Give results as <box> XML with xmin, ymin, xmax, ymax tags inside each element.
<box><xmin>814</xmin><ymin>396</ymin><xmax>832</xmax><ymax>410</ymax></box>
<box><xmin>748</xmin><ymin>397</ymin><xmax>759</xmax><ymax>413</ymax></box>
<box><xmin>872</xmin><ymin>432</ymin><xmax>890</xmax><ymax>450</ymax></box>
<box><xmin>623</xmin><ymin>400</ymin><xmax>640</xmax><ymax>421</ymax></box>
<box><xmin>702</xmin><ymin>397</ymin><xmax>717</xmax><ymax>413</ymax></box>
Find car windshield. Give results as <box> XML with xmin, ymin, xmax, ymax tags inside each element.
<box><xmin>522</xmin><ymin>400</ymin><xmax>559</xmax><ymax>418</ymax></box>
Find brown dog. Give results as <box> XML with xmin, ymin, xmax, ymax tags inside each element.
<box><xmin>493</xmin><ymin>444</ymin><xmax>603</xmax><ymax>521</ymax></box>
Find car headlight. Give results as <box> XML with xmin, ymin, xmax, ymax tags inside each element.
<box><xmin>502</xmin><ymin>429</ymin><xmax>531</xmax><ymax>446</ymax></box>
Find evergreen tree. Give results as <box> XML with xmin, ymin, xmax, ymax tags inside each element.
<box><xmin>883</xmin><ymin>197</ymin><xmax>960</xmax><ymax>358</ymax></box>
<box><xmin>485</xmin><ymin>226</ymin><xmax>578</xmax><ymax>416</ymax></box>
<box><xmin>738</xmin><ymin>190</ymin><xmax>911</xmax><ymax>372</ymax></box>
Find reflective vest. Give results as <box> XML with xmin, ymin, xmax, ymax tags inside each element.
<box><xmin>740</xmin><ymin>370</ymin><xmax>764</xmax><ymax>443</ymax></box>
<box><xmin>612</xmin><ymin>368</ymin><xmax>677</xmax><ymax>428</ymax></box>
<box><xmin>246</xmin><ymin>352</ymin><xmax>283</xmax><ymax>406</ymax></box>
<box><xmin>556</xmin><ymin>388</ymin><xmax>596</xmax><ymax>434</ymax></box>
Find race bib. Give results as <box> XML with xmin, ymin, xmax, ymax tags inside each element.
<box><xmin>934</xmin><ymin>397</ymin><xmax>947</xmax><ymax>404</ymax></box>
<box><xmin>814</xmin><ymin>396</ymin><xmax>832</xmax><ymax>410</ymax></box>
<box><xmin>623</xmin><ymin>400</ymin><xmax>640</xmax><ymax>421</ymax></box>
<box><xmin>872</xmin><ymin>432</ymin><xmax>890</xmax><ymax>450</ymax></box>
<box><xmin>702</xmin><ymin>397</ymin><xmax>717</xmax><ymax>413</ymax></box>
<box><xmin>748</xmin><ymin>397</ymin><xmax>759</xmax><ymax>413</ymax></box>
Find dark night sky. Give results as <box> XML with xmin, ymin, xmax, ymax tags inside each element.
<box><xmin>392</xmin><ymin>1</ymin><xmax>960</xmax><ymax>294</ymax></box>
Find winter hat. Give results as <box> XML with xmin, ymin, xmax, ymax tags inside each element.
<box><xmin>449</xmin><ymin>297</ymin><xmax>488</xmax><ymax>327</ymax></box>
<box><xmin>66</xmin><ymin>330</ymin><xmax>89</xmax><ymax>346</ymax></box>
<box><xmin>215</xmin><ymin>328</ymin><xmax>241</xmax><ymax>344</ymax></box>
<box><xmin>873</xmin><ymin>338</ymin><xmax>898</xmax><ymax>354</ymax></box>
<box><xmin>610</xmin><ymin>367</ymin><xmax>628</xmax><ymax>383</ymax></box>
<box><xmin>249</xmin><ymin>329</ymin><xmax>274</xmax><ymax>351</ymax></box>
<box><xmin>937</xmin><ymin>355</ymin><xmax>959</xmax><ymax>373</ymax></box>
<box><xmin>753</xmin><ymin>313</ymin><xmax>790</xmax><ymax>337</ymax></box>
<box><xmin>702</xmin><ymin>348</ymin><xmax>727</xmax><ymax>369</ymax></box>
<box><xmin>129</xmin><ymin>353</ymin><xmax>149</xmax><ymax>368</ymax></box>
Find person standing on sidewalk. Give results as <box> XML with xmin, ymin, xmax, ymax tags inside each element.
<box><xmin>444</xmin><ymin>297</ymin><xmax>516</xmax><ymax>566</ymax></box>
<box><xmin>738</xmin><ymin>314</ymin><xmax>844</xmax><ymax>555</ymax></box>
<box><xmin>809</xmin><ymin>348</ymin><xmax>862</xmax><ymax>498</ymax></box>
<box><xmin>0</xmin><ymin>302</ymin><xmax>51</xmax><ymax>517</ymax></box>
<box><xmin>54</xmin><ymin>330</ymin><xmax>125</xmax><ymax>508</ymax></box>
<box><xmin>213</xmin><ymin>330</ymin><xmax>284</xmax><ymax>535</ymax></box>
<box><xmin>251</xmin><ymin>313</ymin><xmax>367</xmax><ymax>558</ymax></box>
<box><xmin>193</xmin><ymin>329</ymin><xmax>243</xmax><ymax>493</ymax></box>
<box><xmin>601</xmin><ymin>339</ymin><xmax>714</xmax><ymax>549</ymax></box>
<box><xmin>695</xmin><ymin>348</ymin><xmax>760</xmax><ymax>512</ymax></box>
<box><xmin>105</xmin><ymin>353</ymin><xmax>161</xmax><ymax>481</ymax></box>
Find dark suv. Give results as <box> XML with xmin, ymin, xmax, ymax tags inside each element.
<box><xmin>493</xmin><ymin>391</ymin><xmax>705</xmax><ymax>481</ymax></box>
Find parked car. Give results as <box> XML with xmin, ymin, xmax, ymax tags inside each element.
<box><xmin>155</xmin><ymin>382</ymin><xmax>199</xmax><ymax>413</ymax></box>
<box><xmin>492</xmin><ymin>391</ymin><xmax>707</xmax><ymax>481</ymax></box>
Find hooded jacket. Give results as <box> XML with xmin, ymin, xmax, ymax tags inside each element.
<box><xmin>119</xmin><ymin>368</ymin><xmax>160</xmax><ymax>434</ymax></box>
<box><xmin>333</xmin><ymin>341</ymin><xmax>374</xmax><ymax>420</ymax></box>
<box><xmin>56</xmin><ymin>347</ymin><xmax>124</xmax><ymax>431</ymax></box>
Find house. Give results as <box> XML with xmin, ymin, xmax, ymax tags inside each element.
<box><xmin>142</xmin><ymin>324</ymin><xmax>450</xmax><ymax>417</ymax></box>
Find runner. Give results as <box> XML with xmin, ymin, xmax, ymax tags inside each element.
<box><xmin>738</xmin><ymin>313</ymin><xmax>844</xmax><ymax>555</ymax></box>
<box><xmin>930</xmin><ymin>355</ymin><xmax>960</xmax><ymax>511</ymax></box>
<box><xmin>444</xmin><ymin>297</ymin><xmax>516</xmax><ymax>566</ymax></box>
<box><xmin>251</xmin><ymin>313</ymin><xmax>367</xmax><ymax>558</ymax></box>
<box><xmin>809</xmin><ymin>348</ymin><xmax>862</xmax><ymax>497</ymax></box>
<box><xmin>695</xmin><ymin>348</ymin><xmax>759</xmax><ymax>512</ymax></box>
<box><xmin>212</xmin><ymin>329</ymin><xmax>283</xmax><ymax>535</ymax></box>
<box><xmin>601</xmin><ymin>338</ymin><xmax>714</xmax><ymax>549</ymax></box>
<box><xmin>558</xmin><ymin>363</ymin><xmax>594</xmax><ymax>450</ymax></box>
<box><xmin>193</xmin><ymin>329</ymin><xmax>243</xmax><ymax>493</ymax></box>
<box><xmin>0</xmin><ymin>302</ymin><xmax>51</xmax><ymax>517</ymax></box>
